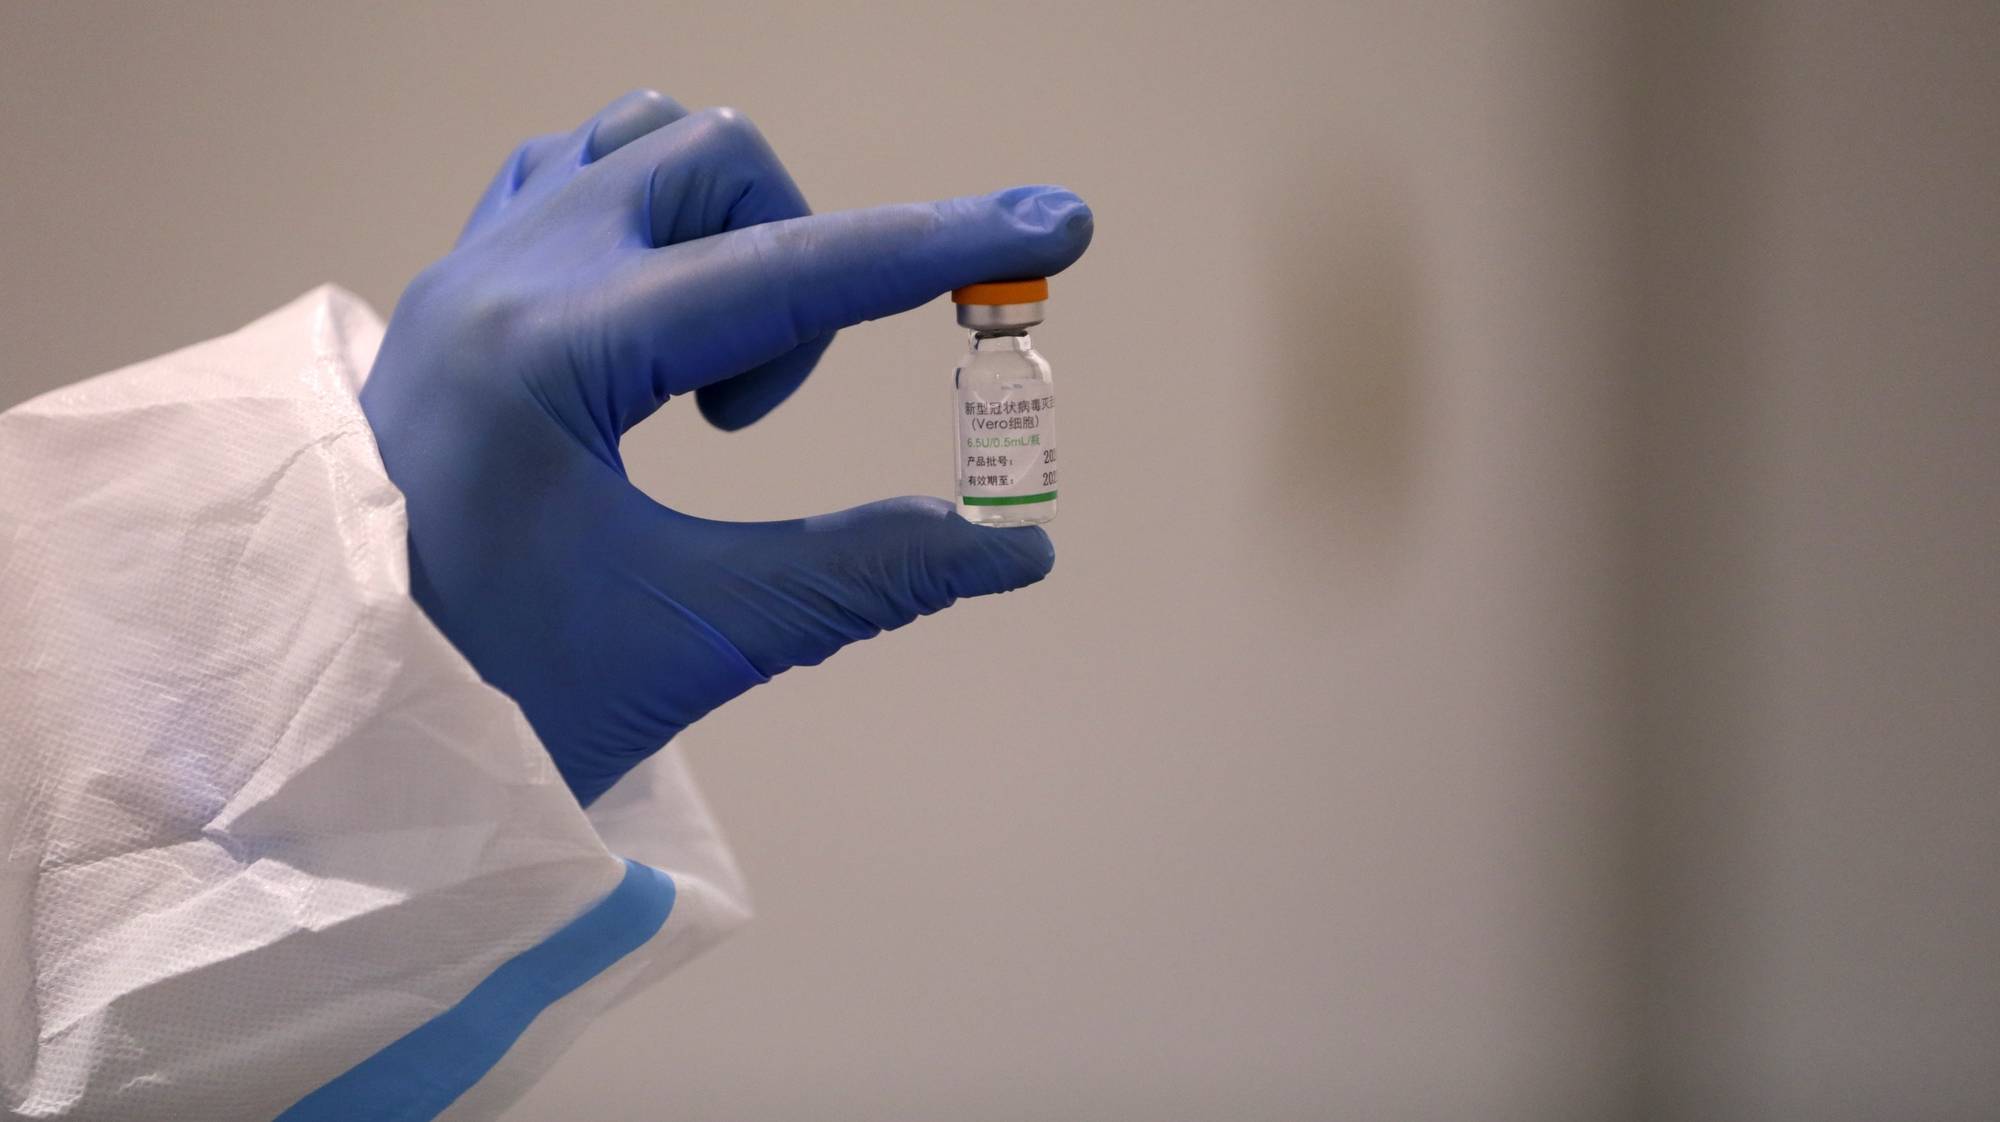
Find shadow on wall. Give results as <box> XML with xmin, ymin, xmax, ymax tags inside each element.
<box><xmin>1257</xmin><ymin>149</ymin><xmax>1423</xmax><ymax>601</ymax></box>
<box><xmin>1623</xmin><ymin>3</ymin><xmax>1773</xmax><ymax>1116</ymax></box>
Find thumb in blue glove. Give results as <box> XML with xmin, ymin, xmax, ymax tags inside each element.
<box><xmin>360</xmin><ymin>90</ymin><xmax>1093</xmax><ymax>804</ymax></box>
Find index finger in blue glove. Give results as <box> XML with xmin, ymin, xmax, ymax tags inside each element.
<box><xmin>593</xmin><ymin>185</ymin><xmax>1093</xmax><ymax>402</ymax></box>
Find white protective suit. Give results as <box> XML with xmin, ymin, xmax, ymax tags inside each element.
<box><xmin>0</xmin><ymin>288</ymin><xmax>750</xmax><ymax>1121</ymax></box>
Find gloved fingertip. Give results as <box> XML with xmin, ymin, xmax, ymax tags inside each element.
<box><xmin>995</xmin><ymin>522</ymin><xmax>1057</xmax><ymax>585</ymax></box>
<box><xmin>695</xmin><ymin>337</ymin><xmax>831</xmax><ymax>431</ymax></box>
<box><xmin>694</xmin><ymin>388</ymin><xmax>760</xmax><ymax>431</ymax></box>
<box><xmin>982</xmin><ymin>185</ymin><xmax>1095</xmax><ymax>276</ymax></box>
<box><xmin>1029</xmin><ymin>186</ymin><xmax>1095</xmax><ymax>240</ymax></box>
<box><xmin>938</xmin><ymin>512</ymin><xmax>1055</xmax><ymax>596</ymax></box>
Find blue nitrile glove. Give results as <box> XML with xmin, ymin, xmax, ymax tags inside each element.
<box><xmin>360</xmin><ymin>90</ymin><xmax>1092</xmax><ymax>805</ymax></box>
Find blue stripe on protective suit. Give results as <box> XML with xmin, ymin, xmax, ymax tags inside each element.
<box><xmin>277</xmin><ymin>859</ymin><xmax>676</xmax><ymax>1122</ymax></box>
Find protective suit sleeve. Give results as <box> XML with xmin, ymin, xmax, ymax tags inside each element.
<box><xmin>0</xmin><ymin>286</ymin><xmax>748</xmax><ymax>1121</ymax></box>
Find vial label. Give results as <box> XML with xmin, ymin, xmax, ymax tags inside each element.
<box><xmin>956</xmin><ymin>389</ymin><xmax>1057</xmax><ymax>511</ymax></box>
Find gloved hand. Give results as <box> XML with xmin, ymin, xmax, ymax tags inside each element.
<box><xmin>361</xmin><ymin>90</ymin><xmax>1092</xmax><ymax>805</ymax></box>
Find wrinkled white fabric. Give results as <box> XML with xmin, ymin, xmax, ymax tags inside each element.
<box><xmin>0</xmin><ymin>287</ymin><xmax>749</xmax><ymax>1121</ymax></box>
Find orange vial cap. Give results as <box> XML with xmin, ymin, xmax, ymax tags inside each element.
<box><xmin>951</xmin><ymin>278</ymin><xmax>1050</xmax><ymax>306</ymax></box>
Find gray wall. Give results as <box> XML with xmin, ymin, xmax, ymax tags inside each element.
<box><xmin>1</xmin><ymin>2</ymin><xmax>1993</xmax><ymax>1119</ymax></box>
<box><xmin>1630</xmin><ymin>4</ymin><xmax>2000</xmax><ymax>1118</ymax></box>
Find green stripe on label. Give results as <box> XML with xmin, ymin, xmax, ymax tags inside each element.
<box><xmin>962</xmin><ymin>491</ymin><xmax>1057</xmax><ymax>507</ymax></box>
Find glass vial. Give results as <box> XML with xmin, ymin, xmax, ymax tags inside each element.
<box><xmin>950</xmin><ymin>279</ymin><xmax>1057</xmax><ymax>526</ymax></box>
